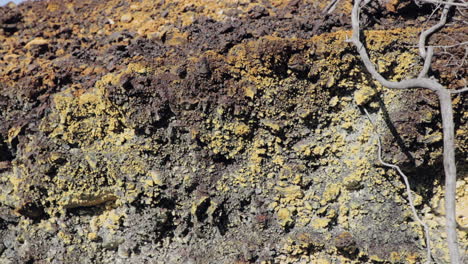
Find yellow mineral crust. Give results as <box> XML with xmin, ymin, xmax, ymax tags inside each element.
<box><xmin>0</xmin><ymin>1</ymin><xmax>466</xmax><ymax>263</ymax></box>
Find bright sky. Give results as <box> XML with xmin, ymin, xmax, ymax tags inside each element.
<box><xmin>0</xmin><ymin>0</ymin><xmax>25</xmax><ymax>6</ymax></box>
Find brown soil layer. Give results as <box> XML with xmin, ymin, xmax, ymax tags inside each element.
<box><xmin>0</xmin><ymin>0</ymin><xmax>466</xmax><ymax>263</ymax></box>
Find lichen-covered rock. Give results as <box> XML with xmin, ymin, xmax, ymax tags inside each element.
<box><xmin>0</xmin><ymin>0</ymin><xmax>466</xmax><ymax>263</ymax></box>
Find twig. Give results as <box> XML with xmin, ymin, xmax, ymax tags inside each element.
<box><xmin>418</xmin><ymin>0</ymin><xmax>468</xmax><ymax>8</ymax></box>
<box><xmin>323</xmin><ymin>0</ymin><xmax>341</xmax><ymax>14</ymax></box>
<box><xmin>450</xmin><ymin>87</ymin><xmax>468</xmax><ymax>94</ymax></box>
<box><xmin>424</xmin><ymin>2</ymin><xmax>444</xmax><ymax>29</ymax></box>
<box><xmin>402</xmin><ymin>41</ymin><xmax>468</xmax><ymax>49</ymax></box>
<box><xmin>433</xmin><ymin>41</ymin><xmax>468</xmax><ymax>48</ymax></box>
<box><xmin>362</xmin><ymin>107</ymin><xmax>433</xmax><ymax>263</ymax></box>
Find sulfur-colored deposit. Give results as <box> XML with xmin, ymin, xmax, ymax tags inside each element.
<box><xmin>0</xmin><ymin>0</ymin><xmax>466</xmax><ymax>263</ymax></box>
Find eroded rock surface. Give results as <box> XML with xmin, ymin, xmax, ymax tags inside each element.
<box><xmin>0</xmin><ymin>0</ymin><xmax>466</xmax><ymax>263</ymax></box>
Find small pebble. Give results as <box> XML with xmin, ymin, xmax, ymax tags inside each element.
<box><xmin>120</xmin><ymin>14</ymin><xmax>133</xmax><ymax>23</ymax></box>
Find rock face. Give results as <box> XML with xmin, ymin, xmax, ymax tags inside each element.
<box><xmin>0</xmin><ymin>0</ymin><xmax>466</xmax><ymax>263</ymax></box>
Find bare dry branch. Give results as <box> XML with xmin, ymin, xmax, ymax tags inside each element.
<box><xmin>349</xmin><ymin>0</ymin><xmax>444</xmax><ymax>91</ymax></box>
<box><xmin>350</xmin><ymin>1</ymin><xmax>462</xmax><ymax>263</ymax></box>
<box><xmin>419</xmin><ymin>46</ymin><xmax>434</xmax><ymax>78</ymax></box>
<box><xmin>402</xmin><ymin>41</ymin><xmax>468</xmax><ymax>49</ymax></box>
<box><xmin>323</xmin><ymin>0</ymin><xmax>341</xmax><ymax>14</ymax></box>
<box><xmin>437</xmin><ymin>89</ymin><xmax>460</xmax><ymax>264</ymax></box>
<box><xmin>418</xmin><ymin>0</ymin><xmax>468</xmax><ymax>8</ymax></box>
<box><xmin>450</xmin><ymin>87</ymin><xmax>468</xmax><ymax>93</ymax></box>
<box><xmin>362</xmin><ymin>107</ymin><xmax>433</xmax><ymax>263</ymax></box>
<box><xmin>419</xmin><ymin>0</ymin><xmax>455</xmax><ymax>58</ymax></box>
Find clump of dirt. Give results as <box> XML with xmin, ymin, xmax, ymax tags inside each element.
<box><xmin>0</xmin><ymin>0</ymin><xmax>466</xmax><ymax>263</ymax></box>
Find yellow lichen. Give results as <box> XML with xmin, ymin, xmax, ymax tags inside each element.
<box><xmin>234</xmin><ymin>122</ymin><xmax>251</xmax><ymax>136</ymax></box>
<box><xmin>321</xmin><ymin>184</ymin><xmax>341</xmax><ymax>205</ymax></box>
<box><xmin>277</xmin><ymin>207</ymin><xmax>293</xmax><ymax>227</ymax></box>
<box><xmin>311</xmin><ymin>218</ymin><xmax>330</xmax><ymax>229</ymax></box>
<box><xmin>354</xmin><ymin>85</ymin><xmax>376</xmax><ymax>106</ymax></box>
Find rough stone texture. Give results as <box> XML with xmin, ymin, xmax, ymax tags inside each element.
<box><xmin>0</xmin><ymin>0</ymin><xmax>466</xmax><ymax>263</ymax></box>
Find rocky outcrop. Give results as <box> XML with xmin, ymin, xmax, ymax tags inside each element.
<box><xmin>0</xmin><ymin>0</ymin><xmax>466</xmax><ymax>263</ymax></box>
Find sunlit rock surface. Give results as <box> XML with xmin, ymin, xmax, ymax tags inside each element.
<box><xmin>0</xmin><ymin>0</ymin><xmax>466</xmax><ymax>263</ymax></box>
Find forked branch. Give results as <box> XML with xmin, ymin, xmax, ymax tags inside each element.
<box><xmin>419</xmin><ymin>0</ymin><xmax>456</xmax><ymax>58</ymax></box>
<box><xmin>349</xmin><ymin>0</ymin><xmax>463</xmax><ymax>263</ymax></box>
